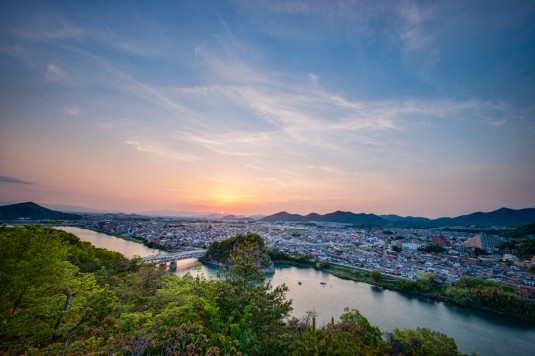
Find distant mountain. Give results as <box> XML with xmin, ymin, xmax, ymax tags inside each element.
<box><xmin>261</xmin><ymin>211</ymin><xmax>309</xmax><ymax>222</ymax></box>
<box><xmin>0</xmin><ymin>202</ymin><xmax>81</xmax><ymax>220</ymax></box>
<box><xmin>261</xmin><ymin>210</ymin><xmax>389</xmax><ymax>226</ymax></box>
<box><xmin>433</xmin><ymin>207</ymin><xmax>535</xmax><ymax>227</ymax></box>
<box><xmin>261</xmin><ymin>207</ymin><xmax>535</xmax><ymax>227</ymax></box>
<box><xmin>380</xmin><ymin>214</ymin><xmax>431</xmax><ymax>224</ymax></box>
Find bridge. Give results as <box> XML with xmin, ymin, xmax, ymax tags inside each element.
<box><xmin>142</xmin><ymin>249</ymin><xmax>206</xmax><ymax>265</ymax></box>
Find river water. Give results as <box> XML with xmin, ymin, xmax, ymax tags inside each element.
<box><xmin>62</xmin><ymin>227</ymin><xmax>535</xmax><ymax>355</ymax></box>
<box><xmin>57</xmin><ymin>226</ymin><xmax>160</xmax><ymax>258</ymax></box>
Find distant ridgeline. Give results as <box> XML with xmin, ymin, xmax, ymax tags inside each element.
<box><xmin>0</xmin><ymin>202</ymin><xmax>81</xmax><ymax>221</ymax></box>
<box><xmin>202</xmin><ymin>232</ymin><xmax>275</xmax><ymax>273</ymax></box>
<box><xmin>260</xmin><ymin>207</ymin><xmax>535</xmax><ymax>227</ymax></box>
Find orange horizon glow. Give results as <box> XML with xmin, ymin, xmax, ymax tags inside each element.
<box><xmin>1</xmin><ymin>1</ymin><xmax>533</xmax><ymax>219</ymax></box>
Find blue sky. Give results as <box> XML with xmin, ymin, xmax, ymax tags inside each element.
<box><xmin>0</xmin><ymin>0</ymin><xmax>534</xmax><ymax>217</ymax></box>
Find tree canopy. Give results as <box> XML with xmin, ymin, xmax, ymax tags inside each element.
<box><xmin>0</xmin><ymin>226</ymin><xmax>471</xmax><ymax>355</ymax></box>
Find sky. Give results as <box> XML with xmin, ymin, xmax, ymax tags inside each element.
<box><xmin>0</xmin><ymin>0</ymin><xmax>534</xmax><ymax>218</ymax></box>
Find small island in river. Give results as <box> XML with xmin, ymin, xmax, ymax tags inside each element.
<box><xmin>201</xmin><ymin>232</ymin><xmax>275</xmax><ymax>274</ymax></box>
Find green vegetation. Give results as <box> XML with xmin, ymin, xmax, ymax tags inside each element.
<box><xmin>268</xmin><ymin>249</ymin><xmax>313</xmax><ymax>265</ymax></box>
<box><xmin>370</xmin><ymin>269</ymin><xmax>382</xmax><ymax>282</ymax></box>
<box><xmin>204</xmin><ymin>232</ymin><xmax>267</xmax><ymax>264</ymax></box>
<box><xmin>499</xmin><ymin>224</ymin><xmax>535</xmax><ymax>260</ymax></box>
<box><xmin>500</xmin><ymin>223</ymin><xmax>535</xmax><ymax>240</ymax></box>
<box><xmin>444</xmin><ymin>277</ymin><xmax>535</xmax><ymax>320</ymax></box>
<box><xmin>270</xmin><ymin>249</ymin><xmax>535</xmax><ymax>322</ymax></box>
<box><xmin>289</xmin><ymin>308</ymin><xmax>464</xmax><ymax>355</ymax></box>
<box><xmin>0</xmin><ymin>226</ymin><xmax>493</xmax><ymax>354</ymax></box>
<box><xmin>418</xmin><ymin>244</ymin><xmax>446</xmax><ymax>253</ymax></box>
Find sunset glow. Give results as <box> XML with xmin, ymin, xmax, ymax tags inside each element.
<box><xmin>0</xmin><ymin>1</ymin><xmax>534</xmax><ymax>218</ymax></box>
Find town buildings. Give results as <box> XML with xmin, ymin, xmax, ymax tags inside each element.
<box><xmin>73</xmin><ymin>215</ymin><xmax>535</xmax><ymax>297</ymax></box>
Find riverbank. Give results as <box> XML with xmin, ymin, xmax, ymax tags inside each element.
<box><xmin>64</xmin><ymin>225</ymin><xmax>172</xmax><ymax>252</ymax></box>
<box><xmin>272</xmin><ymin>258</ymin><xmax>535</xmax><ymax>323</ymax></box>
<box><xmin>273</xmin><ymin>259</ymin><xmax>413</xmax><ymax>292</ymax></box>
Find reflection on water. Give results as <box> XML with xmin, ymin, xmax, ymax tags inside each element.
<box><xmin>56</xmin><ymin>226</ymin><xmax>160</xmax><ymax>258</ymax></box>
<box><xmin>174</xmin><ymin>261</ymin><xmax>535</xmax><ymax>356</ymax></box>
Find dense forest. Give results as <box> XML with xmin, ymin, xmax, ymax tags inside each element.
<box><xmin>1</xmin><ymin>226</ymin><xmax>472</xmax><ymax>355</ymax></box>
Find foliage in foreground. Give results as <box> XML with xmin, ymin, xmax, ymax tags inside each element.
<box><xmin>0</xmin><ymin>226</ymin><xmax>469</xmax><ymax>355</ymax></box>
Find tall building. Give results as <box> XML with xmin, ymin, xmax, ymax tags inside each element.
<box><xmin>464</xmin><ymin>234</ymin><xmax>506</xmax><ymax>250</ymax></box>
<box><xmin>432</xmin><ymin>235</ymin><xmax>449</xmax><ymax>247</ymax></box>
<box><xmin>480</xmin><ymin>234</ymin><xmax>506</xmax><ymax>249</ymax></box>
<box><xmin>464</xmin><ymin>235</ymin><xmax>482</xmax><ymax>249</ymax></box>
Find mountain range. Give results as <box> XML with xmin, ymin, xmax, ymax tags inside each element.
<box><xmin>260</xmin><ymin>207</ymin><xmax>535</xmax><ymax>227</ymax></box>
<box><xmin>1</xmin><ymin>202</ymin><xmax>534</xmax><ymax>227</ymax></box>
<box><xmin>0</xmin><ymin>202</ymin><xmax>81</xmax><ymax>220</ymax></box>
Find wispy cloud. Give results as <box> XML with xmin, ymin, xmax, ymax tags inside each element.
<box><xmin>397</xmin><ymin>0</ymin><xmax>434</xmax><ymax>50</ymax></box>
<box><xmin>45</xmin><ymin>63</ymin><xmax>67</xmax><ymax>81</ymax></box>
<box><xmin>64</xmin><ymin>107</ymin><xmax>80</xmax><ymax>116</ymax></box>
<box><xmin>0</xmin><ymin>176</ymin><xmax>35</xmax><ymax>185</ymax></box>
<box><xmin>12</xmin><ymin>15</ymin><xmax>87</xmax><ymax>41</ymax></box>
<box><xmin>124</xmin><ymin>140</ymin><xmax>200</xmax><ymax>162</ymax></box>
<box><xmin>173</xmin><ymin>131</ymin><xmax>269</xmax><ymax>157</ymax></box>
<box><xmin>98</xmin><ymin>34</ymin><xmax>521</xmax><ymax>176</ymax></box>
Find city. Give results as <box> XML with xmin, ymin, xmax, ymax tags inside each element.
<box><xmin>75</xmin><ymin>214</ymin><xmax>535</xmax><ymax>297</ymax></box>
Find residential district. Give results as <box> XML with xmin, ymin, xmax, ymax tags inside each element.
<box><xmin>73</xmin><ymin>214</ymin><xmax>535</xmax><ymax>299</ymax></box>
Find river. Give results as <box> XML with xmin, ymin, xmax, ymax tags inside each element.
<box><xmin>57</xmin><ymin>226</ymin><xmax>160</xmax><ymax>258</ymax></box>
<box><xmin>62</xmin><ymin>226</ymin><xmax>535</xmax><ymax>355</ymax></box>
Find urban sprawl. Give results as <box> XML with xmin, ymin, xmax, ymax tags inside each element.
<box><xmin>75</xmin><ymin>215</ymin><xmax>535</xmax><ymax>299</ymax></box>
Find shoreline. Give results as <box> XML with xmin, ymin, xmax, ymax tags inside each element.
<box><xmin>272</xmin><ymin>258</ymin><xmax>535</xmax><ymax>324</ymax></box>
<box><xmin>62</xmin><ymin>225</ymin><xmax>171</xmax><ymax>251</ymax></box>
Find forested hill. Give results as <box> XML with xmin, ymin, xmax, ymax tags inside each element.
<box><xmin>0</xmin><ymin>202</ymin><xmax>81</xmax><ymax>220</ymax></box>
<box><xmin>202</xmin><ymin>232</ymin><xmax>275</xmax><ymax>272</ymax></box>
<box><xmin>260</xmin><ymin>210</ymin><xmax>389</xmax><ymax>226</ymax></box>
<box><xmin>433</xmin><ymin>207</ymin><xmax>535</xmax><ymax>227</ymax></box>
<box><xmin>261</xmin><ymin>207</ymin><xmax>535</xmax><ymax>227</ymax></box>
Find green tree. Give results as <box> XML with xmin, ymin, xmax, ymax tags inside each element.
<box><xmin>0</xmin><ymin>226</ymin><xmax>118</xmax><ymax>351</ymax></box>
<box><xmin>419</xmin><ymin>244</ymin><xmax>445</xmax><ymax>253</ymax></box>
<box><xmin>389</xmin><ymin>327</ymin><xmax>461</xmax><ymax>355</ymax></box>
<box><xmin>290</xmin><ymin>308</ymin><xmax>384</xmax><ymax>355</ymax></box>
<box><xmin>416</xmin><ymin>273</ymin><xmax>436</xmax><ymax>293</ymax></box>
<box><xmin>216</xmin><ymin>233</ymin><xmax>292</xmax><ymax>353</ymax></box>
<box><xmin>370</xmin><ymin>269</ymin><xmax>383</xmax><ymax>283</ymax></box>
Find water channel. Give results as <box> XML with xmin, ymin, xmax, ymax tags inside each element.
<box><xmin>62</xmin><ymin>226</ymin><xmax>535</xmax><ymax>355</ymax></box>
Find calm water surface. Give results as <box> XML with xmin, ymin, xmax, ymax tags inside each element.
<box><xmin>57</xmin><ymin>226</ymin><xmax>160</xmax><ymax>258</ymax></box>
<box><xmin>176</xmin><ymin>261</ymin><xmax>535</xmax><ymax>356</ymax></box>
<box><xmin>62</xmin><ymin>227</ymin><xmax>535</xmax><ymax>355</ymax></box>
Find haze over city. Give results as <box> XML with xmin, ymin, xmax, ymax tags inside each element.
<box><xmin>1</xmin><ymin>0</ymin><xmax>534</xmax><ymax>218</ymax></box>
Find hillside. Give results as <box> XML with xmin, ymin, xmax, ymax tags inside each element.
<box><xmin>260</xmin><ymin>210</ymin><xmax>390</xmax><ymax>226</ymax></box>
<box><xmin>0</xmin><ymin>202</ymin><xmax>81</xmax><ymax>220</ymax></box>
<box><xmin>261</xmin><ymin>207</ymin><xmax>535</xmax><ymax>227</ymax></box>
<box><xmin>434</xmin><ymin>207</ymin><xmax>535</xmax><ymax>227</ymax></box>
<box><xmin>202</xmin><ymin>232</ymin><xmax>274</xmax><ymax>273</ymax></box>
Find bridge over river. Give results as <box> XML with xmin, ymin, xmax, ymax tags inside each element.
<box><xmin>142</xmin><ymin>249</ymin><xmax>206</xmax><ymax>265</ymax></box>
